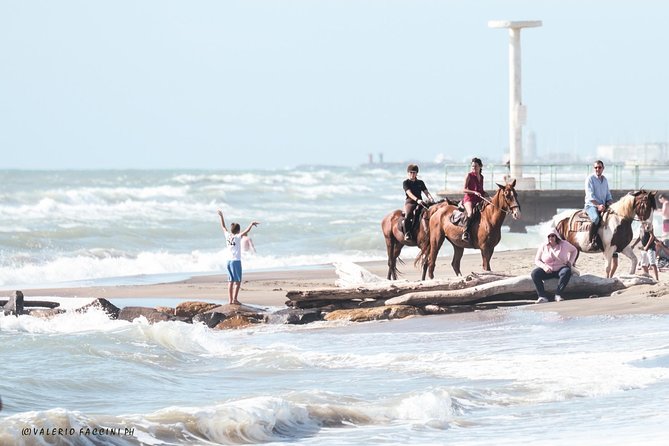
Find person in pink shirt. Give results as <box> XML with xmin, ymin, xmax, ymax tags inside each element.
<box><xmin>532</xmin><ymin>229</ymin><xmax>579</xmax><ymax>304</ymax></box>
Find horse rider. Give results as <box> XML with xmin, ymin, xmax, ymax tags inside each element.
<box><xmin>584</xmin><ymin>160</ymin><xmax>613</xmax><ymax>250</ymax></box>
<box><xmin>402</xmin><ymin>164</ymin><xmax>434</xmax><ymax>241</ymax></box>
<box><xmin>462</xmin><ymin>157</ymin><xmax>486</xmax><ymax>241</ymax></box>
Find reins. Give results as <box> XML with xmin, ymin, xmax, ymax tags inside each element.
<box><xmin>480</xmin><ymin>194</ymin><xmax>518</xmax><ymax>215</ymax></box>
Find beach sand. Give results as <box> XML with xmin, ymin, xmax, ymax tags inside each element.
<box><xmin>17</xmin><ymin>249</ymin><xmax>669</xmax><ymax>317</ymax></box>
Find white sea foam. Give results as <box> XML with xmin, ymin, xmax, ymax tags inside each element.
<box><xmin>333</xmin><ymin>262</ymin><xmax>384</xmax><ymax>287</ymax></box>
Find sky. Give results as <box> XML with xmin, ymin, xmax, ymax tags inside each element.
<box><xmin>1</xmin><ymin>0</ymin><xmax>668</xmax><ymax>170</ymax></box>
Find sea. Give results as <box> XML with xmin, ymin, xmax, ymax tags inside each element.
<box><xmin>1</xmin><ymin>167</ymin><xmax>668</xmax><ymax>445</ymax></box>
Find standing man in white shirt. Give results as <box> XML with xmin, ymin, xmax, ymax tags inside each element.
<box><xmin>217</xmin><ymin>210</ymin><xmax>260</xmax><ymax>305</ymax></box>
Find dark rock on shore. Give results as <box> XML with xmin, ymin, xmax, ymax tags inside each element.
<box><xmin>193</xmin><ymin>311</ymin><xmax>227</xmax><ymax>328</ymax></box>
<box><xmin>270</xmin><ymin>308</ymin><xmax>323</xmax><ymax>324</ymax></box>
<box><xmin>77</xmin><ymin>298</ymin><xmax>121</xmax><ymax>319</ymax></box>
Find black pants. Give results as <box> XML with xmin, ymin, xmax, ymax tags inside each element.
<box><xmin>404</xmin><ymin>201</ymin><xmax>417</xmax><ymax>230</ymax></box>
<box><xmin>531</xmin><ymin>266</ymin><xmax>572</xmax><ymax>297</ymax></box>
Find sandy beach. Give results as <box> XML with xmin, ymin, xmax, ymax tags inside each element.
<box><xmin>17</xmin><ymin>248</ymin><xmax>669</xmax><ymax>317</ymax></box>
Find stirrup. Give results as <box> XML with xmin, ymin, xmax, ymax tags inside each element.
<box><xmin>404</xmin><ymin>233</ymin><xmax>412</xmax><ymax>241</ymax></box>
<box><xmin>461</xmin><ymin>231</ymin><xmax>470</xmax><ymax>241</ymax></box>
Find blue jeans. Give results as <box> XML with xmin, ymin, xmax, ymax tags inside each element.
<box><xmin>531</xmin><ymin>266</ymin><xmax>572</xmax><ymax>297</ymax></box>
<box><xmin>584</xmin><ymin>204</ymin><xmax>601</xmax><ymax>225</ymax></box>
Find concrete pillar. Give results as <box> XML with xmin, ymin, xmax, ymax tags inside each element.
<box><xmin>488</xmin><ymin>20</ymin><xmax>542</xmax><ymax>184</ymax></box>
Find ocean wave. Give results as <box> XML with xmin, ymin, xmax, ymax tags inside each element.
<box><xmin>0</xmin><ymin>248</ymin><xmax>387</xmax><ymax>288</ymax></box>
<box><xmin>0</xmin><ymin>389</ymin><xmax>457</xmax><ymax>446</ymax></box>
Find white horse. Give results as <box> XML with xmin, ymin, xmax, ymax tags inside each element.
<box><xmin>552</xmin><ymin>190</ymin><xmax>656</xmax><ymax>278</ymax></box>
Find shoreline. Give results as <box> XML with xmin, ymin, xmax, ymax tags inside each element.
<box><xmin>14</xmin><ymin>248</ymin><xmax>669</xmax><ymax>318</ymax></box>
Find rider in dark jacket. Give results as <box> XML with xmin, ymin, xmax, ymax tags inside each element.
<box><xmin>403</xmin><ymin>164</ymin><xmax>434</xmax><ymax>241</ymax></box>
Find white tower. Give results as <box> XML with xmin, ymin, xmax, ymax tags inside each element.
<box><xmin>488</xmin><ymin>20</ymin><xmax>542</xmax><ymax>187</ymax></box>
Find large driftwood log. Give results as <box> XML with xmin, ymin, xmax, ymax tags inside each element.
<box><xmin>286</xmin><ymin>272</ymin><xmax>509</xmax><ymax>308</ymax></box>
<box><xmin>385</xmin><ymin>274</ymin><xmax>655</xmax><ymax>306</ymax></box>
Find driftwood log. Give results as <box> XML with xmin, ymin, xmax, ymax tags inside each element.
<box><xmin>1</xmin><ymin>290</ymin><xmax>61</xmax><ymax>316</ymax></box>
<box><xmin>285</xmin><ymin>272</ymin><xmax>509</xmax><ymax>308</ymax></box>
<box><xmin>286</xmin><ymin>273</ymin><xmax>656</xmax><ymax>312</ymax></box>
<box><xmin>385</xmin><ymin>274</ymin><xmax>654</xmax><ymax>306</ymax></box>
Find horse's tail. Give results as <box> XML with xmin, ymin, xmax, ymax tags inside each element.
<box><xmin>414</xmin><ymin>235</ymin><xmax>431</xmax><ymax>269</ymax></box>
<box><xmin>413</xmin><ymin>204</ymin><xmax>442</xmax><ymax>269</ymax></box>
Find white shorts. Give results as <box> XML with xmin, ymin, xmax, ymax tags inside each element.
<box><xmin>639</xmin><ymin>249</ymin><xmax>657</xmax><ymax>267</ymax></box>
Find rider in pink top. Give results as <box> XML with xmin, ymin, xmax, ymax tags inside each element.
<box><xmin>461</xmin><ymin>157</ymin><xmax>486</xmax><ymax>241</ymax></box>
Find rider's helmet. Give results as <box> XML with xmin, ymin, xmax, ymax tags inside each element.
<box><xmin>407</xmin><ymin>164</ymin><xmax>419</xmax><ymax>173</ymax></box>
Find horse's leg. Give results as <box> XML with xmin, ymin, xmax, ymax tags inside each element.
<box><xmin>603</xmin><ymin>247</ymin><xmax>620</xmax><ymax>278</ymax></box>
<box><xmin>391</xmin><ymin>243</ymin><xmax>403</xmax><ymax>280</ymax></box>
<box><xmin>428</xmin><ymin>230</ymin><xmax>446</xmax><ymax>279</ymax></box>
<box><xmin>385</xmin><ymin>235</ymin><xmax>395</xmax><ymax>280</ymax></box>
<box><xmin>481</xmin><ymin>248</ymin><xmax>493</xmax><ymax>271</ymax></box>
<box><xmin>604</xmin><ymin>252</ymin><xmax>613</xmax><ymax>278</ymax></box>
<box><xmin>452</xmin><ymin>246</ymin><xmax>464</xmax><ymax>276</ymax></box>
<box><xmin>620</xmin><ymin>245</ymin><xmax>637</xmax><ymax>276</ymax></box>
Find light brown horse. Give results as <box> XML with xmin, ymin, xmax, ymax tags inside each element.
<box><xmin>552</xmin><ymin>190</ymin><xmax>656</xmax><ymax>278</ymax></box>
<box><xmin>420</xmin><ymin>180</ymin><xmax>522</xmax><ymax>278</ymax></box>
<box><xmin>381</xmin><ymin>201</ymin><xmax>450</xmax><ymax>280</ymax></box>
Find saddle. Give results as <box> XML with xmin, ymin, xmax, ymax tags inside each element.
<box><xmin>566</xmin><ymin>210</ymin><xmax>593</xmax><ymax>233</ymax></box>
<box><xmin>449</xmin><ymin>202</ymin><xmax>482</xmax><ymax>227</ymax></box>
<box><xmin>566</xmin><ymin>209</ymin><xmax>610</xmax><ymax>234</ymax></box>
<box><xmin>398</xmin><ymin>205</ymin><xmax>425</xmax><ymax>234</ymax></box>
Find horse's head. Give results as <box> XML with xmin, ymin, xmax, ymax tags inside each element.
<box><xmin>630</xmin><ymin>189</ymin><xmax>657</xmax><ymax>222</ymax></box>
<box><xmin>495</xmin><ymin>179</ymin><xmax>521</xmax><ymax>220</ymax></box>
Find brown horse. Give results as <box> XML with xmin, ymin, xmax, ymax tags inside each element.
<box><xmin>420</xmin><ymin>180</ymin><xmax>522</xmax><ymax>278</ymax></box>
<box><xmin>381</xmin><ymin>201</ymin><xmax>450</xmax><ymax>280</ymax></box>
<box><xmin>552</xmin><ymin>190</ymin><xmax>656</xmax><ymax>278</ymax></box>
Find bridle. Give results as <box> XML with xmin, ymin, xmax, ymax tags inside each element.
<box><xmin>480</xmin><ymin>189</ymin><xmax>521</xmax><ymax>215</ymax></box>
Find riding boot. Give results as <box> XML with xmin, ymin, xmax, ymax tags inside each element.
<box><xmin>586</xmin><ymin>220</ymin><xmax>600</xmax><ymax>250</ymax></box>
<box><xmin>461</xmin><ymin>216</ymin><xmax>471</xmax><ymax>241</ymax></box>
<box><xmin>403</xmin><ymin>218</ymin><xmax>412</xmax><ymax>241</ymax></box>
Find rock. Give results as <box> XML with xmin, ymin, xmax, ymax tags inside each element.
<box><xmin>27</xmin><ymin>308</ymin><xmax>65</xmax><ymax>319</ymax></box>
<box><xmin>77</xmin><ymin>298</ymin><xmax>120</xmax><ymax>319</ymax></box>
<box><xmin>2</xmin><ymin>290</ymin><xmax>25</xmax><ymax>315</ymax></box>
<box><xmin>175</xmin><ymin>301</ymin><xmax>218</xmax><ymax>319</ymax></box>
<box><xmin>269</xmin><ymin>308</ymin><xmax>323</xmax><ymax>324</ymax></box>
<box><xmin>197</xmin><ymin>303</ymin><xmax>267</xmax><ymax>329</ymax></box>
<box><xmin>118</xmin><ymin>306</ymin><xmax>178</xmax><ymax>323</ymax></box>
<box><xmin>156</xmin><ymin>306</ymin><xmax>175</xmax><ymax>315</ymax></box>
<box><xmin>193</xmin><ymin>311</ymin><xmax>227</xmax><ymax>328</ymax></box>
<box><xmin>324</xmin><ymin>305</ymin><xmax>423</xmax><ymax>322</ymax></box>
<box><xmin>214</xmin><ymin>314</ymin><xmax>261</xmax><ymax>330</ymax></box>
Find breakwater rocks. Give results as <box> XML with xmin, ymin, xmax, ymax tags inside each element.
<box><xmin>2</xmin><ymin>272</ymin><xmax>658</xmax><ymax>328</ymax></box>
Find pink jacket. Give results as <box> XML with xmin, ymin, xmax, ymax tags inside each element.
<box><xmin>535</xmin><ymin>230</ymin><xmax>578</xmax><ymax>272</ymax></box>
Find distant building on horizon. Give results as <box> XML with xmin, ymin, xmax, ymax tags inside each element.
<box><xmin>596</xmin><ymin>142</ymin><xmax>669</xmax><ymax>165</ymax></box>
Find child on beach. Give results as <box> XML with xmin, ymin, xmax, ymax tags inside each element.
<box><xmin>631</xmin><ymin>221</ymin><xmax>658</xmax><ymax>280</ymax></box>
<box><xmin>217</xmin><ymin>210</ymin><xmax>260</xmax><ymax>304</ymax></box>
